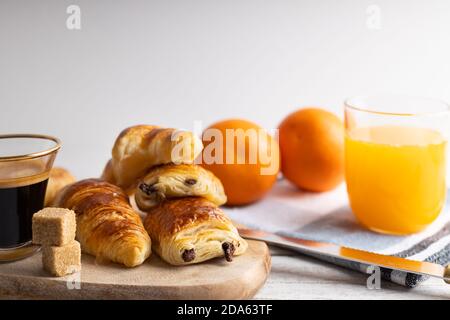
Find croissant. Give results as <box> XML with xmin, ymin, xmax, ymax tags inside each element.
<box><xmin>135</xmin><ymin>164</ymin><xmax>227</xmax><ymax>210</ymax></box>
<box><xmin>144</xmin><ymin>197</ymin><xmax>247</xmax><ymax>266</ymax></box>
<box><xmin>45</xmin><ymin>167</ymin><xmax>76</xmax><ymax>206</ymax></box>
<box><xmin>54</xmin><ymin>179</ymin><xmax>151</xmax><ymax>267</ymax></box>
<box><xmin>109</xmin><ymin>125</ymin><xmax>203</xmax><ymax>189</ymax></box>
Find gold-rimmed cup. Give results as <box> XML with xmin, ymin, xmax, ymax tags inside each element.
<box><xmin>0</xmin><ymin>134</ymin><xmax>61</xmax><ymax>262</ymax></box>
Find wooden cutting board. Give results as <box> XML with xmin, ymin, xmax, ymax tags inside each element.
<box><xmin>0</xmin><ymin>240</ymin><xmax>270</xmax><ymax>300</ymax></box>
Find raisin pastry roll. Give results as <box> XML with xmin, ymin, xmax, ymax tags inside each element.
<box><xmin>135</xmin><ymin>164</ymin><xmax>227</xmax><ymax>210</ymax></box>
<box><xmin>54</xmin><ymin>179</ymin><xmax>151</xmax><ymax>267</ymax></box>
<box><xmin>109</xmin><ymin>125</ymin><xmax>203</xmax><ymax>189</ymax></box>
<box><xmin>144</xmin><ymin>197</ymin><xmax>247</xmax><ymax>265</ymax></box>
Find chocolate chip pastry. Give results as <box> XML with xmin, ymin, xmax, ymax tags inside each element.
<box><xmin>144</xmin><ymin>197</ymin><xmax>247</xmax><ymax>266</ymax></box>
<box><xmin>135</xmin><ymin>164</ymin><xmax>227</xmax><ymax>210</ymax></box>
<box><xmin>103</xmin><ymin>124</ymin><xmax>247</xmax><ymax>266</ymax></box>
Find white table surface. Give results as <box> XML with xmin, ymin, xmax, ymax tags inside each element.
<box><xmin>0</xmin><ymin>246</ymin><xmax>448</xmax><ymax>300</ymax></box>
<box><xmin>254</xmin><ymin>246</ymin><xmax>450</xmax><ymax>300</ymax></box>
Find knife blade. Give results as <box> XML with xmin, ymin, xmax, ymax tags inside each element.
<box><xmin>238</xmin><ymin>228</ymin><xmax>450</xmax><ymax>283</ymax></box>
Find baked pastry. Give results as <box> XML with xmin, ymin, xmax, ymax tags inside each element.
<box><xmin>108</xmin><ymin>125</ymin><xmax>203</xmax><ymax>189</ymax></box>
<box><xmin>144</xmin><ymin>197</ymin><xmax>247</xmax><ymax>265</ymax></box>
<box><xmin>135</xmin><ymin>164</ymin><xmax>227</xmax><ymax>210</ymax></box>
<box><xmin>101</xmin><ymin>159</ymin><xmax>140</xmax><ymax>195</ymax></box>
<box><xmin>100</xmin><ymin>159</ymin><xmax>116</xmax><ymax>185</ymax></box>
<box><xmin>45</xmin><ymin>167</ymin><xmax>76</xmax><ymax>206</ymax></box>
<box><xmin>54</xmin><ymin>179</ymin><xmax>151</xmax><ymax>267</ymax></box>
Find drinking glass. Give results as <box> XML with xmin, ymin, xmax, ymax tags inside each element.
<box><xmin>344</xmin><ymin>95</ymin><xmax>448</xmax><ymax>235</ymax></box>
<box><xmin>0</xmin><ymin>134</ymin><xmax>60</xmax><ymax>261</ymax></box>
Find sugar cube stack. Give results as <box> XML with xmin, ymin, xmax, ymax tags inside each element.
<box><xmin>32</xmin><ymin>208</ymin><xmax>81</xmax><ymax>277</ymax></box>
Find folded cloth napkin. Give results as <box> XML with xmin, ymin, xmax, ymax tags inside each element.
<box><xmin>224</xmin><ymin>179</ymin><xmax>450</xmax><ymax>288</ymax></box>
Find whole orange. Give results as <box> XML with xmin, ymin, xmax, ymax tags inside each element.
<box><xmin>201</xmin><ymin>119</ymin><xmax>280</xmax><ymax>206</ymax></box>
<box><xmin>278</xmin><ymin>108</ymin><xmax>344</xmax><ymax>192</ymax></box>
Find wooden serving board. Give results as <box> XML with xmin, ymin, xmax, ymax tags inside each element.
<box><xmin>0</xmin><ymin>240</ymin><xmax>270</xmax><ymax>300</ymax></box>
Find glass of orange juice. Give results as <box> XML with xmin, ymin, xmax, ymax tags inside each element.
<box><xmin>345</xmin><ymin>95</ymin><xmax>449</xmax><ymax>235</ymax></box>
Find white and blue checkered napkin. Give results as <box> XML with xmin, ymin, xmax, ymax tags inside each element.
<box><xmin>225</xmin><ymin>180</ymin><xmax>450</xmax><ymax>287</ymax></box>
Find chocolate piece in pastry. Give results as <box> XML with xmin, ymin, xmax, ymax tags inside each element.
<box><xmin>144</xmin><ymin>197</ymin><xmax>247</xmax><ymax>266</ymax></box>
<box><xmin>45</xmin><ymin>167</ymin><xmax>76</xmax><ymax>207</ymax></box>
<box><xmin>135</xmin><ymin>164</ymin><xmax>227</xmax><ymax>210</ymax></box>
<box><xmin>53</xmin><ymin>179</ymin><xmax>151</xmax><ymax>267</ymax></box>
<box><xmin>109</xmin><ymin>125</ymin><xmax>203</xmax><ymax>189</ymax></box>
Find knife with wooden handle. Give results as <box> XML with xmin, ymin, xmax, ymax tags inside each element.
<box><xmin>238</xmin><ymin>228</ymin><xmax>450</xmax><ymax>283</ymax></box>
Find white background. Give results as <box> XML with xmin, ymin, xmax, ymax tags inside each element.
<box><xmin>0</xmin><ymin>0</ymin><xmax>449</xmax><ymax>178</ymax></box>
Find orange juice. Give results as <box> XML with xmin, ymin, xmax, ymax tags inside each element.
<box><xmin>345</xmin><ymin>125</ymin><xmax>447</xmax><ymax>235</ymax></box>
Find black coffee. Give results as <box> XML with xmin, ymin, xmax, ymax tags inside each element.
<box><xmin>0</xmin><ymin>178</ymin><xmax>48</xmax><ymax>247</ymax></box>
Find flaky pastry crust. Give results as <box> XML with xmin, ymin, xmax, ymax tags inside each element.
<box><xmin>108</xmin><ymin>125</ymin><xmax>203</xmax><ymax>189</ymax></box>
<box><xmin>54</xmin><ymin>179</ymin><xmax>151</xmax><ymax>267</ymax></box>
<box><xmin>135</xmin><ymin>164</ymin><xmax>227</xmax><ymax>210</ymax></box>
<box><xmin>144</xmin><ymin>197</ymin><xmax>247</xmax><ymax>265</ymax></box>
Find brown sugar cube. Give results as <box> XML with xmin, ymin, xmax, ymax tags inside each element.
<box><xmin>42</xmin><ymin>240</ymin><xmax>81</xmax><ymax>277</ymax></box>
<box><xmin>32</xmin><ymin>208</ymin><xmax>76</xmax><ymax>246</ymax></box>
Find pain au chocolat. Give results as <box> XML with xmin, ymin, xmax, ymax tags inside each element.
<box><xmin>144</xmin><ymin>197</ymin><xmax>247</xmax><ymax>266</ymax></box>
<box><xmin>135</xmin><ymin>164</ymin><xmax>227</xmax><ymax>210</ymax></box>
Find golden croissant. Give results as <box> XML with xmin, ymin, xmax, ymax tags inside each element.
<box><xmin>135</xmin><ymin>164</ymin><xmax>227</xmax><ymax>210</ymax></box>
<box><xmin>107</xmin><ymin>125</ymin><xmax>203</xmax><ymax>189</ymax></box>
<box><xmin>54</xmin><ymin>179</ymin><xmax>151</xmax><ymax>267</ymax></box>
<box><xmin>144</xmin><ymin>197</ymin><xmax>247</xmax><ymax>266</ymax></box>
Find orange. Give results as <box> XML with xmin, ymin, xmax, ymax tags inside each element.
<box><xmin>278</xmin><ymin>108</ymin><xmax>344</xmax><ymax>192</ymax></box>
<box><xmin>200</xmin><ymin>119</ymin><xmax>280</xmax><ymax>206</ymax></box>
